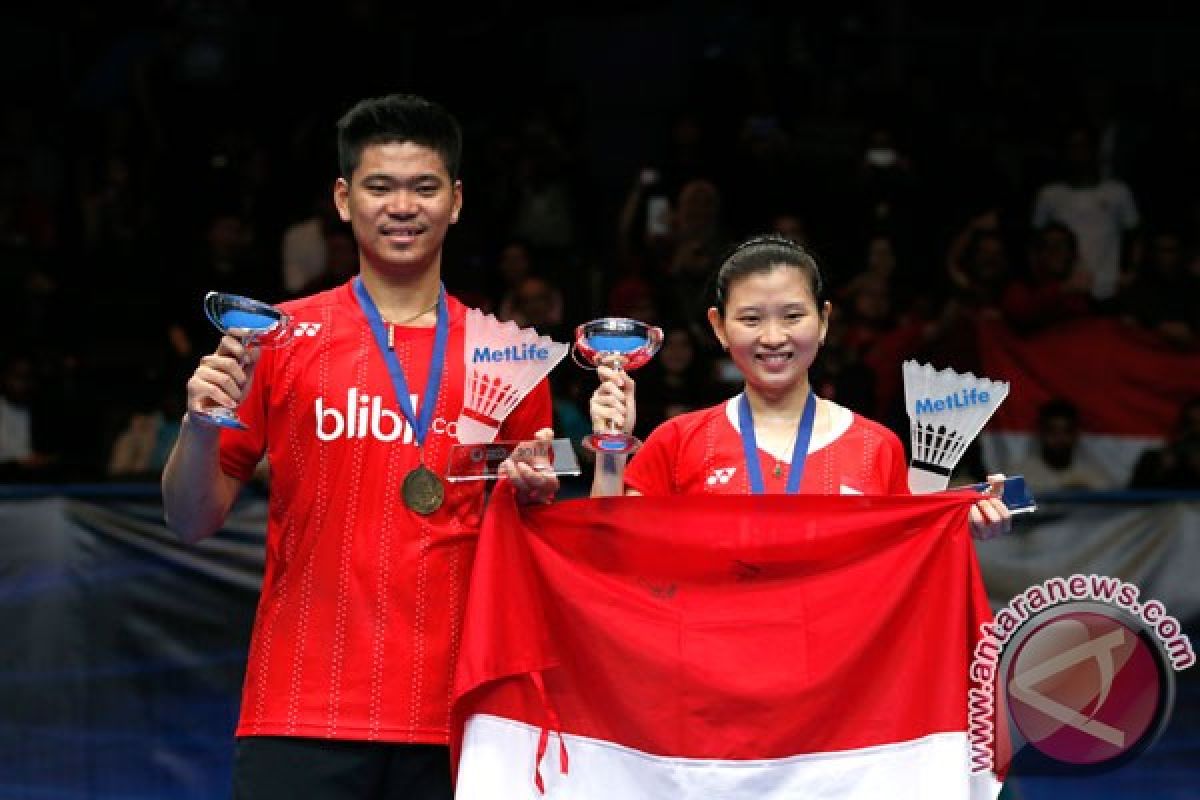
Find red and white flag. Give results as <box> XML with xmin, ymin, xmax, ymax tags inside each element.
<box><xmin>977</xmin><ymin>317</ymin><xmax>1200</xmax><ymax>483</ymax></box>
<box><xmin>452</xmin><ymin>488</ymin><xmax>1003</xmax><ymax>799</ymax></box>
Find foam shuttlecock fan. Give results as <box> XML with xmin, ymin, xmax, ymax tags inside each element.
<box><xmin>456</xmin><ymin>309</ymin><xmax>568</xmax><ymax>444</ymax></box>
<box><xmin>902</xmin><ymin>360</ymin><xmax>1009</xmax><ymax>493</ymax></box>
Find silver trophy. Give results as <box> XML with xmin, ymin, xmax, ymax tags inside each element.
<box><xmin>574</xmin><ymin>317</ymin><xmax>664</xmax><ymax>455</ymax></box>
<box><xmin>196</xmin><ymin>291</ymin><xmax>294</xmax><ymax>430</ymax></box>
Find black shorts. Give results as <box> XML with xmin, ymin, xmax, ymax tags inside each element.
<box><xmin>233</xmin><ymin>737</ymin><xmax>452</xmax><ymax>800</ymax></box>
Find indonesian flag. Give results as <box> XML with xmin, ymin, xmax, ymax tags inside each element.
<box><xmin>977</xmin><ymin>317</ymin><xmax>1200</xmax><ymax>483</ymax></box>
<box><xmin>452</xmin><ymin>487</ymin><xmax>1003</xmax><ymax>799</ymax></box>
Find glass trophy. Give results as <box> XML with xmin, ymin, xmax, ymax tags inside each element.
<box><xmin>959</xmin><ymin>474</ymin><xmax>1037</xmax><ymax>514</ymax></box>
<box><xmin>573</xmin><ymin>317</ymin><xmax>664</xmax><ymax>455</ymax></box>
<box><xmin>445</xmin><ymin>438</ymin><xmax>582</xmax><ymax>483</ymax></box>
<box><xmin>195</xmin><ymin>291</ymin><xmax>294</xmax><ymax>430</ymax></box>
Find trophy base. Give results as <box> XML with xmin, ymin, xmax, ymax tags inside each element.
<box><xmin>582</xmin><ymin>432</ymin><xmax>641</xmax><ymax>456</ymax></box>
<box><xmin>446</xmin><ymin>438</ymin><xmax>581</xmax><ymax>482</ymax></box>
<box><xmin>192</xmin><ymin>408</ymin><xmax>249</xmax><ymax>431</ymax></box>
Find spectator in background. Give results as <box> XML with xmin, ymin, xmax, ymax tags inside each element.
<box><xmin>671</xmin><ymin>178</ymin><xmax>726</xmax><ymax>254</ymax></box>
<box><xmin>853</xmin><ymin>125</ymin><xmax>920</xmax><ymax>239</ymax></box>
<box><xmin>1131</xmin><ymin>397</ymin><xmax>1200</xmax><ymax>489</ymax></box>
<box><xmin>168</xmin><ymin>207</ymin><xmax>275</xmax><ymax>345</ymax></box>
<box><xmin>279</xmin><ymin>187</ymin><xmax>342</xmax><ymax>296</ymax></box>
<box><xmin>606</xmin><ymin>273</ymin><xmax>661</xmax><ymax>326</ymax></box>
<box><xmin>0</xmin><ymin>353</ymin><xmax>57</xmax><ymax>480</ymax></box>
<box><xmin>841</xmin><ymin>233</ymin><xmax>899</xmax><ymax>313</ymax></box>
<box><xmin>0</xmin><ymin>154</ymin><xmax>57</xmax><ymax>252</ymax></box>
<box><xmin>769</xmin><ymin>211</ymin><xmax>808</xmax><ymax>245</ymax></box>
<box><xmin>810</xmin><ymin>311</ymin><xmax>877</xmax><ymax>417</ymax></box>
<box><xmin>1013</xmin><ymin>399</ymin><xmax>1112</xmax><ymax>492</ymax></box>
<box><xmin>619</xmin><ymin>175</ymin><xmax>728</xmax><ymax>278</ymax></box>
<box><xmin>926</xmin><ymin>219</ymin><xmax>1011</xmax><ymax>376</ymax></box>
<box><xmin>294</xmin><ymin>226</ymin><xmax>358</xmax><ymax>297</ymax></box>
<box><xmin>491</xmin><ymin>239</ymin><xmax>534</xmax><ymax>319</ymax></box>
<box><xmin>80</xmin><ymin>151</ymin><xmax>147</xmax><ymax>260</ymax></box>
<box><xmin>635</xmin><ymin>327</ymin><xmax>712</xmax><ymax>437</ymax></box>
<box><xmin>107</xmin><ymin>373</ymin><xmax>185</xmax><ymax>479</ymax></box>
<box><xmin>726</xmin><ymin>111</ymin><xmax>799</xmax><ymax>233</ymax></box>
<box><xmin>946</xmin><ymin>210</ymin><xmax>1005</xmax><ymax>297</ymax></box>
<box><xmin>510</xmin><ymin>120</ymin><xmax>576</xmax><ymax>253</ymax></box>
<box><xmin>838</xmin><ymin>274</ymin><xmax>895</xmax><ymax>359</ymax></box>
<box><xmin>503</xmin><ymin>275</ymin><xmax>566</xmax><ymax>342</ymax></box>
<box><xmin>1120</xmin><ymin>228</ymin><xmax>1198</xmax><ymax>350</ymax></box>
<box><xmin>1001</xmin><ymin>222</ymin><xmax>1094</xmax><ymax>333</ymax></box>
<box><xmin>865</xmin><ymin>233</ymin><xmax>898</xmax><ymax>283</ymax></box>
<box><xmin>1032</xmin><ymin>124</ymin><xmax>1139</xmax><ymax>303</ymax></box>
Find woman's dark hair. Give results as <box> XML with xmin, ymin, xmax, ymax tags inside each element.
<box><xmin>713</xmin><ymin>234</ymin><xmax>826</xmax><ymax>316</ymax></box>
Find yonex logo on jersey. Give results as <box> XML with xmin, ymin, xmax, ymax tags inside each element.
<box><xmin>294</xmin><ymin>322</ymin><xmax>322</xmax><ymax>337</ymax></box>
<box><xmin>315</xmin><ymin>389</ymin><xmax>457</xmax><ymax>442</ymax></box>
<box><xmin>706</xmin><ymin>467</ymin><xmax>736</xmax><ymax>486</ymax></box>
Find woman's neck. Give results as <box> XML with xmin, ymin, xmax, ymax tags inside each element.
<box><xmin>358</xmin><ymin>262</ymin><xmax>442</xmax><ymax>323</ymax></box>
<box><xmin>744</xmin><ymin>378</ymin><xmax>813</xmax><ymax>424</ymax></box>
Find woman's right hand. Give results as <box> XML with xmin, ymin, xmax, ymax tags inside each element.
<box><xmin>185</xmin><ymin>334</ymin><xmax>260</xmax><ymax>423</ymax></box>
<box><xmin>590</xmin><ymin>364</ymin><xmax>636</xmax><ymax>436</ymax></box>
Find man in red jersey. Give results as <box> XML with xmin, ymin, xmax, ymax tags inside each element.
<box><xmin>163</xmin><ymin>94</ymin><xmax>555</xmax><ymax>800</ymax></box>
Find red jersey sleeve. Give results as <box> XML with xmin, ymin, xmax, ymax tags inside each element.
<box><xmin>623</xmin><ymin>418</ymin><xmax>681</xmax><ymax>495</ymax></box>
<box><xmin>496</xmin><ymin>377</ymin><xmax>553</xmax><ymax>440</ymax></box>
<box><xmin>879</xmin><ymin>424</ymin><xmax>911</xmax><ymax>495</ymax></box>
<box><xmin>218</xmin><ymin>345</ymin><xmax>271</xmax><ymax>482</ymax></box>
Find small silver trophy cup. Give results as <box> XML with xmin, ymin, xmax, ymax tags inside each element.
<box><xmin>574</xmin><ymin>317</ymin><xmax>663</xmax><ymax>455</ymax></box>
<box><xmin>196</xmin><ymin>291</ymin><xmax>294</xmax><ymax>430</ymax></box>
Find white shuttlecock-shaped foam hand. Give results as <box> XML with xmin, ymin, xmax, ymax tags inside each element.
<box><xmin>902</xmin><ymin>360</ymin><xmax>1009</xmax><ymax>493</ymax></box>
<box><xmin>456</xmin><ymin>309</ymin><xmax>568</xmax><ymax>444</ymax></box>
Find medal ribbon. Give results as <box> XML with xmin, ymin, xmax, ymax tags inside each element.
<box><xmin>738</xmin><ymin>390</ymin><xmax>817</xmax><ymax>495</ymax></box>
<box><xmin>353</xmin><ymin>276</ymin><xmax>449</xmax><ymax>448</ymax></box>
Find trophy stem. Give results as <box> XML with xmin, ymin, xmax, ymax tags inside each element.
<box><xmin>584</xmin><ymin>363</ymin><xmax>642</xmax><ymax>455</ymax></box>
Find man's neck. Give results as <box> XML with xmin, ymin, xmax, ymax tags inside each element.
<box><xmin>358</xmin><ymin>262</ymin><xmax>443</xmax><ymax>323</ymax></box>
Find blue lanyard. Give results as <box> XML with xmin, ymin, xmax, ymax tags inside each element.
<box><xmin>352</xmin><ymin>276</ymin><xmax>449</xmax><ymax>448</ymax></box>
<box><xmin>737</xmin><ymin>391</ymin><xmax>817</xmax><ymax>494</ymax></box>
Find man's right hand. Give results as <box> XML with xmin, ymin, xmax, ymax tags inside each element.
<box><xmin>186</xmin><ymin>335</ymin><xmax>260</xmax><ymax>424</ymax></box>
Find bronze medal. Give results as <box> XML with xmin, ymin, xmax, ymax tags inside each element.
<box><xmin>402</xmin><ymin>464</ymin><xmax>445</xmax><ymax>515</ymax></box>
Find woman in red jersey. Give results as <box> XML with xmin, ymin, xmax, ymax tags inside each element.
<box><xmin>582</xmin><ymin>234</ymin><xmax>1010</xmax><ymax>539</ymax></box>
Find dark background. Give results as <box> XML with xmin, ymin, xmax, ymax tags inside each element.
<box><xmin>3</xmin><ymin>1</ymin><xmax>1200</xmax><ymax>482</ymax></box>
<box><xmin>1</xmin><ymin>4</ymin><xmax>1199</xmax><ymax>799</ymax></box>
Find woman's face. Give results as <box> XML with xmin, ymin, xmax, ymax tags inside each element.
<box><xmin>707</xmin><ymin>264</ymin><xmax>828</xmax><ymax>400</ymax></box>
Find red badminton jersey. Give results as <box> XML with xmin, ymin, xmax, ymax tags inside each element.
<box><xmin>219</xmin><ymin>281</ymin><xmax>552</xmax><ymax>744</ymax></box>
<box><xmin>624</xmin><ymin>397</ymin><xmax>910</xmax><ymax>496</ymax></box>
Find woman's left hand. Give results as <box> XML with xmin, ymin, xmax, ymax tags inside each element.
<box><xmin>969</xmin><ymin>473</ymin><xmax>1012</xmax><ymax>540</ymax></box>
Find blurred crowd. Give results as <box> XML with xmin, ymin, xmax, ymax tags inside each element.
<box><xmin>2</xmin><ymin>3</ymin><xmax>1199</xmax><ymax>491</ymax></box>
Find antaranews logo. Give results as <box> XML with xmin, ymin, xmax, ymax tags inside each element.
<box><xmin>969</xmin><ymin>574</ymin><xmax>1195</xmax><ymax>777</ymax></box>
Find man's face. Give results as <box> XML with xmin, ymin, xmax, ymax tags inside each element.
<box><xmin>1065</xmin><ymin>131</ymin><xmax>1096</xmax><ymax>173</ymax></box>
<box><xmin>1034</xmin><ymin>229</ymin><xmax>1075</xmax><ymax>278</ymax></box>
<box><xmin>513</xmin><ymin>278</ymin><xmax>557</xmax><ymax>327</ymax></box>
<box><xmin>1040</xmin><ymin>416</ymin><xmax>1078</xmax><ymax>466</ymax></box>
<box><xmin>334</xmin><ymin>141</ymin><xmax>462</xmax><ymax>275</ymax></box>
